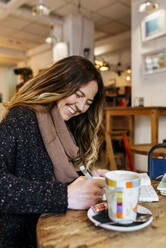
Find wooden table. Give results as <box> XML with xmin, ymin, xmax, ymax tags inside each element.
<box><xmin>37</xmin><ymin>181</ymin><xmax>166</xmax><ymax>248</ymax></box>
<box><xmin>105</xmin><ymin>106</ymin><xmax>166</xmax><ymax>169</ymax></box>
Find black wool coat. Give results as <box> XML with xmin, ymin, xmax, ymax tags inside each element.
<box><xmin>0</xmin><ymin>107</ymin><xmax>68</xmax><ymax>248</ymax></box>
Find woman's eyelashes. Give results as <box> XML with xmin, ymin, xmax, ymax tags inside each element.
<box><xmin>86</xmin><ymin>101</ymin><xmax>92</xmax><ymax>106</ymax></box>
<box><xmin>75</xmin><ymin>91</ymin><xmax>93</xmax><ymax>106</ymax></box>
<box><xmin>75</xmin><ymin>92</ymin><xmax>82</xmax><ymax>98</ymax></box>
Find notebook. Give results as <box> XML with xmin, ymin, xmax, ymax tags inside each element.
<box><xmin>139</xmin><ymin>173</ymin><xmax>159</xmax><ymax>202</ymax></box>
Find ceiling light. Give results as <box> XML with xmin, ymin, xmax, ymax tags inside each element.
<box><xmin>116</xmin><ymin>62</ymin><xmax>123</xmax><ymax>76</ymax></box>
<box><xmin>100</xmin><ymin>63</ymin><xmax>110</xmax><ymax>72</ymax></box>
<box><xmin>126</xmin><ymin>75</ymin><xmax>131</xmax><ymax>81</ymax></box>
<box><xmin>45</xmin><ymin>24</ymin><xmax>57</xmax><ymax>44</ymax></box>
<box><xmin>45</xmin><ymin>37</ymin><xmax>56</xmax><ymax>44</ymax></box>
<box><xmin>53</xmin><ymin>42</ymin><xmax>68</xmax><ymax>63</ymax></box>
<box><xmin>32</xmin><ymin>0</ymin><xmax>50</xmax><ymax>16</ymax></box>
<box><xmin>95</xmin><ymin>59</ymin><xmax>110</xmax><ymax>72</ymax></box>
<box><xmin>139</xmin><ymin>1</ymin><xmax>159</xmax><ymax>13</ymax></box>
<box><xmin>126</xmin><ymin>68</ymin><xmax>131</xmax><ymax>74</ymax></box>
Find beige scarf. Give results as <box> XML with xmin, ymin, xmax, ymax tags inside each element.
<box><xmin>35</xmin><ymin>105</ymin><xmax>79</xmax><ymax>183</ymax></box>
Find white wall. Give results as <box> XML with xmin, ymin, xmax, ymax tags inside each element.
<box><xmin>63</xmin><ymin>14</ymin><xmax>94</xmax><ymax>62</ymax></box>
<box><xmin>27</xmin><ymin>50</ymin><xmax>53</xmax><ymax>76</ymax></box>
<box><xmin>0</xmin><ymin>43</ymin><xmax>63</xmax><ymax>102</ymax></box>
<box><xmin>0</xmin><ymin>67</ymin><xmax>8</xmax><ymax>102</ymax></box>
<box><xmin>0</xmin><ymin>45</ymin><xmax>52</xmax><ymax>103</ymax></box>
<box><xmin>17</xmin><ymin>44</ymin><xmax>53</xmax><ymax>76</ymax></box>
<box><xmin>0</xmin><ymin>67</ymin><xmax>17</xmax><ymax>102</ymax></box>
<box><xmin>132</xmin><ymin>0</ymin><xmax>166</xmax><ymax>171</ymax></box>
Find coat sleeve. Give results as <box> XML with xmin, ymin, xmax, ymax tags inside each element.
<box><xmin>0</xmin><ymin>108</ymin><xmax>68</xmax><ymax>214</ymax></box>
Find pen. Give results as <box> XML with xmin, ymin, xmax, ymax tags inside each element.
<box><xmin>80</xmin><ymin>165</ymin><xmax>92</xmax><ymax>179</ymax></box>
<box><xmin>80</xmin><ymin>165</ymin><xmax>106</xmax><ymax>201</ymax></box>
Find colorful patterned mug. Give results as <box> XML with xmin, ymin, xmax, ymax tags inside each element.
<box><xmin>105</xmin><ymin>170</ymin><xmax>140</xmax><ymax>224</ymax></box>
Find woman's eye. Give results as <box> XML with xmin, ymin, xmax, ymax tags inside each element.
<box><xmin>86</xmin><ymin>101</ymin><xmax>92</xmax><ymax>106</ymax></box>
<box><xmin>75</xmin><ymin>92</ymin><xmax>82</xmax><ymax>98</ymax></box>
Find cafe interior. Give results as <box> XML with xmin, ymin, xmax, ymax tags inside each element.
<box><xmin>0</xmin><ymin>0</ymin><xmax>166</xmax><ymax>247</ymax></box>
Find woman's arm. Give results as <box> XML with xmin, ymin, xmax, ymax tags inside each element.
<box><xmin>0</xmin><ymin>107</ymin><xmax>68</xmax><ymax>214</ymax></box>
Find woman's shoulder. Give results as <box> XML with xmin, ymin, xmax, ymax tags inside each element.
<box><xmin>9</xmin><ymin>106</ymin><xmax>35</xmax><ymax>119</ymax></box>
<box><xmin>2</xmin><ymin>106</ymin><xmax>37</xmax><ymax>128</ymax></box>
<box><xmin>0</xmin><ymin>106</ymin><xmax>38</xmax><ymax>140</ymax></box>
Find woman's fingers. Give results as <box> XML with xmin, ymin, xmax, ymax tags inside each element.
<box><xmin>67</xmin><ymin>176</ymin><xmax>105</xmax><ymax>210</ymax></box>
<box><xmin>91</xmin><ymin>178</ymin><xmax>105</xmax><ymax>188</ymax></box>
<box><xmin>97</xmin><ymin>169</ymin><xmax>109</xmax><ymax>177</ymax></box>
<box><xmin>92</xmin><ymin>169</ymin><xmax>109</xmax><ymax>177</ymax></box>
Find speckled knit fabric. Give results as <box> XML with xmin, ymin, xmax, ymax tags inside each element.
<box><xmin>0</xmin><ymin>107</ymin><xmax>68</xmax><ymax>248</ymax></box>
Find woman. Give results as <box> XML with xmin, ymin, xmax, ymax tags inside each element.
<box><xmin>0</xmin><ymin>56</ymin><xmax>107</xmax><ymax>248</ymax></box>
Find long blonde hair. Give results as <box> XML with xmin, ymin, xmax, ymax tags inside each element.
<box><xmin>4</xmin><ymin>56</ymin><xmax>105</xmax><ymax>169</ymax></box>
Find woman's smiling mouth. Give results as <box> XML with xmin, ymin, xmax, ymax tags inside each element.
<box><xmin>67</xmin><ymin>106</ymin><xmax>76</xmax><ymax>115</ymax></box>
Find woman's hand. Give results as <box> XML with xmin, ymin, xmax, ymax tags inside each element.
<box><xmin>67</xmin><ymin>176</ymin><xmax>105</xmax><ymax>210</ymax></box>
<box><xmin>92</xmin><ymin>169</ymin><xmax>109</xmax><ymax>177</ymax></box>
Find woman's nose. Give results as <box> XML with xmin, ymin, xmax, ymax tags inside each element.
<box><xmin>76</xmin><ymin>100</ymin><xmax>86</xmax><ymax>112</ymax></box>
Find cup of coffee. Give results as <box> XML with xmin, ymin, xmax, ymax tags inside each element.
<box><xmin>105</xmin><ymin>170</ymin><xmax>140</xmax><ymax>224</ymax></box>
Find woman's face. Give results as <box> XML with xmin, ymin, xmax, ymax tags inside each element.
<box><xmin>57</xmin><ymin>80</ymin><xmax>98</xmax><ymax>121</ymax></box>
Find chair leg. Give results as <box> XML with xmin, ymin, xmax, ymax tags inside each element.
<box><xmin>105</xmin><ymin>133</ymin><xmax>117</xmax><ymax>170</ymax></box>
<box><xmin>122</xmin><ymin>132</ymin><xmax>134</xmax><ymax>171</ymax></box>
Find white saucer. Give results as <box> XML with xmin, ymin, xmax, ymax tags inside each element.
<box><xmin>87</xmin><ymin>205</ymin><xmax>153</xmax><ymax>232</ymax></box>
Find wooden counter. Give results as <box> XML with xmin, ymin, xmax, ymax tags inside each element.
<box><xmin>37</xmin><ymin>181</ymin><xmax>166</xmax><ymax>248</ymax></box>
<box><xmin>105</xmin><ymin>106</ymin><xmax>166</xmax><ymax>169</ymax></box>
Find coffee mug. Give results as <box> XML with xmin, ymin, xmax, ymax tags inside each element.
<box><xmin>105</xmin><ymin>170</ymin><xmax>140</xmax><ymax>224</ymax></box>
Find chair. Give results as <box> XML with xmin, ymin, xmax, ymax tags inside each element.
<box><xmin>148</xmin><ymin>143</ymin><xmax>166</xmax><ymax>179</ymax></box>
<box><xmin>105</xmin><ymin>116</ymin><xmax>134</xmax><ymax>171</ymax></box>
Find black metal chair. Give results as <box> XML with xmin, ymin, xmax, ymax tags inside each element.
<box><xmin>148</xmin><ymin>144</ymin><xmax>166</xmax><ymax>179</ymax></box>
